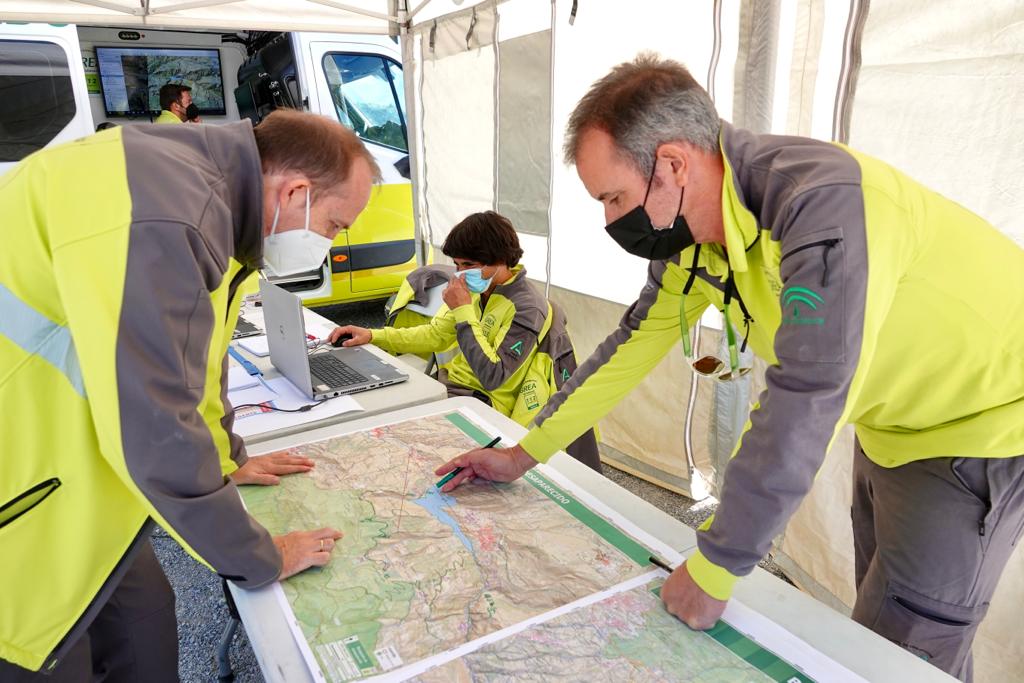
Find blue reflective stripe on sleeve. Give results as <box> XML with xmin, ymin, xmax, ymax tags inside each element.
<box><xmin>0</xmin><ymin>284</ymin><xmax>86</xmax><ymax>398</ymax></box>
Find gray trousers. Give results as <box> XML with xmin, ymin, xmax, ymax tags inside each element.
<box><xmin>851</xmin><ymin>442</ymin><xmax>1024</xmax><ymax>682</ymax></box>
<box><xmin>0</xmin><ymin>541</ymin><xmax>179</xmax><ymax>682</ymax></box>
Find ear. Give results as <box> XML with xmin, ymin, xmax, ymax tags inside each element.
<box><xmin>279</xmin><ymin>174</ymin><xmax>312</xmax><ymax>208</ymax></box>
<box><xmin>655</xmin><ymin>142</ymin><xmax>690</xmax><ymax>187</ymax></box>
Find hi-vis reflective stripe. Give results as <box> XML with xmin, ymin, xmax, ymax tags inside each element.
<box><xmin>0</xmin><ymin>284</ymin><xmax>86</xmax><ymax>397</ymax></box>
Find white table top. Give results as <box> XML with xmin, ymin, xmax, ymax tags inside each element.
<box><xmin>229</xmin><ymin>397</ymin><xmax>951</xmax><ymax>683</ymax></box>
<box><xmin>231</xmin><ymin>301</ymin><xmax>447</xmax><ymax>445</ymax></box>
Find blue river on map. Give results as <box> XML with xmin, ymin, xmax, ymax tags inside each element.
<box><xmin>413</xmin><ymin>486</ymin><xmax>476</xmax><ymax>555</ymax></box>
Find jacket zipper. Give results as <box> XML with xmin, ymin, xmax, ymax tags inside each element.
<box><xmin>0</xmin><ymin>478</ymin><xmax>61</xmax><ymax>529</ymax></box>
<box><xmin>780</xmin><ymin>238</ymin><xmax>842</xmax><ymax>287</ymax></box>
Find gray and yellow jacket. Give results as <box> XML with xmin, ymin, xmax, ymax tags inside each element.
<box><xmin>0</xmin><ymin>122</ymin><xmax>279</xmax><ymax>671</ymax></box>
<box><xmin>371</xmin><ymin>265</ymin><xmax>552</xmax><ymax>422</ymax></box>
<box><xmin>519</xmin><ymin>122</ymin><xmax>1024</xmax><ymax>600</ymax></box>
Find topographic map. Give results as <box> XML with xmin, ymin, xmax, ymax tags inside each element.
<box><xmin>241</xmin><ymin>412</ymin><xmax>650</xmax><ymax>682</ymax></box>
<box><xmin>414</xmin><ymin>578</ymin><xmax>814</xmax><ymax>683</ymax></box>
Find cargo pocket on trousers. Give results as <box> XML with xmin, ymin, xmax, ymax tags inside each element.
<box><xmin>872</xmin><ymin>581</ymin><xmax>986</xmax><ymax>670</ymax></box>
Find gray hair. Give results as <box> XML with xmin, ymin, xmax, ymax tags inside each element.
<box><xmin>563</xmin><ymin>52</ymin><xmax>720</xmax><ymax>174</ymax></box>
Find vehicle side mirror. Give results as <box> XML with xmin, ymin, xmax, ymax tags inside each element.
<box><xmin>394</xmin><ymin>155</ymin><xmax>411</xmax><ymax>180</ymax></box>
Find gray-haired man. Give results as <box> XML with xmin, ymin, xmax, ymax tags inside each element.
<box><xmin>435</xmin><ymin>53</ymin><xmax>1024</xmax><ymax>682</ymax></box>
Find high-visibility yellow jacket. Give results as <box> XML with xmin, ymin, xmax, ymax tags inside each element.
<box><xmin>154</xmin><ymin>109</ymin><xmax>182</xmax><ymax>124</ymax></box>
<box><xmin>0</xmin><ymin>122</ymin><xmax>280</xmax><ymax>672</ymax></box>
<box><xmin>370</xmin><ymin>265</ymin><xmax>552</xmax><ymax>423</ymax></box>
<box><xmin>519</xmin><ymin>122</ymin><xmax>1024</xmax><ymax>600</ymax></box>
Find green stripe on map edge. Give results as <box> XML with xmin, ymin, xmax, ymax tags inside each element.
<box><xmin>446</xmin><ymin>412</ymin><xmax>814</xmax><ymax>682</ymax></box>
<box><xmin>444</xmin><ymin>412</ymin><xmax>651</xmax><ymax>565</ymax></box>
<box><xmin>649</xmin><ymin>587</ymin><xmax>815</xmax><ymax>682</ymax></box>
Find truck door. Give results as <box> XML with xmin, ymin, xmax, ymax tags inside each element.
<box><xmin>305</xmin><ymin>39</ymin><xmax>416</xmax><ymax>301</ymax></box>
<box><xmin>0</xmin><ymin>23</ymin><xmax>94</xmax><ymax>175</ymax></box>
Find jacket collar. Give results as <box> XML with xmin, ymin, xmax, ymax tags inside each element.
<box><xmin>494</xmin><ymin>264</ymin><xmax>526</xmax><ymax>290</ymax></box>
<box><xmin>704</xmin><ymin>121</ymin><xmax>760</xmax><ymax>277</ymax></box>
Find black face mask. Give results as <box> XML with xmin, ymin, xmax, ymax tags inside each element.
<box><xmin>184</xmin><ymin>103</ymin><xmax>200</xmax><ymax>120</ymax></box>
<box><xmin>604</xmin><ymin>162</ymin><xmax>694</xmax><ymax>261</ymax></box>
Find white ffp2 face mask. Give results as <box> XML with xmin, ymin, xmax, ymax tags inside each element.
<box><xmin>262</xmin><ymin>188</ymin><xmax>334</xmax><ymax>277</ymax></box>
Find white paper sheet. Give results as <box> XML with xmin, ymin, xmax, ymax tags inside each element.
<box><xmin>228</xmin><ymin>365</ymin><xmax>260</xmax><ymax>392</ymax></box>
<box><xmin>237</xmin><ymin>335</ymin><xmax>271</xmax><ymax>357</ymax></box>
<box><xmin>228</xmin><ymin>376</ymin><xmax>363</xmax><ymax>438</ymax></box>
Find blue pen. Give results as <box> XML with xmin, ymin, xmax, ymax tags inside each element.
<box><xmin>228</xmin><ymin>346</ymin><xmax>275</xmax><ymax>393</ymax></box>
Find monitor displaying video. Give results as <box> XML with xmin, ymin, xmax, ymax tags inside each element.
<box><xmin>95</xmin><ymin>46</ymin><xmax>226</xmax><ymax>117</ymax></box>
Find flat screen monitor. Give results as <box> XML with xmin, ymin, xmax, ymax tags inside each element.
<box><xmin>95</xmin><ymin>46</ymin><xmax>226</xmax><ymax>117</ymax></box>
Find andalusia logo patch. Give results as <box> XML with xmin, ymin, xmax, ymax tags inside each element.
<box><xmin>781</xmin><ymin>286</ymin><xmax>825</xmax><ymax>326</ymax></box>
<box><xmin>509</xmin><ymin>340</ymin><xmax>524</xmax><ymax>356</ymax></box>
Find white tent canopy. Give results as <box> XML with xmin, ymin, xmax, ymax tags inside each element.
<box><xmin>0</xmin><ymin>0</ymin><xmax>395</xmax><ymax>33</ymax></box>
<box><xmin>3</xmin><ymin>1</ymin><xmax>1022</xmax><ymax>680</ymax></box>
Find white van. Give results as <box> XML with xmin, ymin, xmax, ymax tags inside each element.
<box><xmin>0</xmin><ymin>23</ymin><xmax>416</xmax><ymax>305</ymax></box>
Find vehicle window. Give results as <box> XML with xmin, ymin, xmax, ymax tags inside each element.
<box><xmin>0</xmin><ymin>40</ymin><xmax>76</xmax><ymax>162</ymax></box>
<box><xmin>322</xmin><ymin>53</ymin><xmax>406</xmax><ymax>152</ymax></box>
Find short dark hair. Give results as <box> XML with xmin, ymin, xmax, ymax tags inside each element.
<box><xmin>253</xmin><ymin>109</ymin><xmax>382</xmax><ymax>201</ymax></box>
<box><xmin>159</xmin><ymin>83</ymin><xmax>192</xmax><ymax>111</ymax></box>
<box><xmin>563</xmin><ymin>52</ymin><xmax>720</xmax><ymax>173</ymax></box>
<box><xmin>442</xmin><ymin>212</ymin><xmax>523</xmax><ymax>267</ymax></box>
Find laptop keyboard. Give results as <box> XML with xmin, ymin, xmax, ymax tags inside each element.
<box><xmin>309</xmin><ymin>354</ymin><xmax>369</xmax><ymax>388</ymax></box>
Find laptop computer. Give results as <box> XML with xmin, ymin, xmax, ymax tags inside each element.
<box><xmin>232</xmin><ymin>314</ymin><xmax>262</xmax><ymax>340</ymax></box>
<box><xmin>259</xmin><ymin>280</ymin><xmax>408</xmax><ymax>400</ymax></box>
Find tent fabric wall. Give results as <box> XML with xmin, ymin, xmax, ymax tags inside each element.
<box><xmin>409</xmin><ymin>2</ymin><xmax>1024</xmax><ymax>680</ymax></box>
<box><xmin>496</xmin><ymin>30</ymin><xmax>552</xmax><ymax>236</ymax></box>
<box><xmin>774</xmin><ymin>2</ymin><xmax>1024</xmax><ymax>681</ymax></box>
<box><xmin>416</xmin><ymin>5</ymin><xmax>497</xmax><ymax>243</ymax></box>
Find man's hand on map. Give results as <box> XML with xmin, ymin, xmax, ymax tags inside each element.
<box><xmin>661</xmin><ymin>562</ymin><xmax>727</xmax><ymax>630</ymax></box>
<box><xmin>435</xmin><ymin>444</ymin><xmax>537</xmax><ymax>492</ymax></box>
<box><xmin>273</xmin><ymin>528</ymin><xmax>344</xmax><ymax>580</ymax></box>
<box><xmin>230</xmin><ymin>451</ymin><xmax>315</xmax><ymax>486</ymax></box>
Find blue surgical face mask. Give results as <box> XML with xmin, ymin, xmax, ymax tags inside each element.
<box><xmin>461</xmin><ymin>268</ymin><xmax>494</xmax><ymax>294</ymax></box>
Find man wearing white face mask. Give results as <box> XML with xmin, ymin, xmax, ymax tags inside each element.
<box><xmin>0</xmin><ymin>109</ymin><xmax>379</xmax><ymax>679</ymax></box>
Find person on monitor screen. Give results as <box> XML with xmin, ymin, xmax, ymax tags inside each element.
<box><xmin>0</xmin><ymin>109</ymin><xmax>380</xmax><ymax>679</ymax></box>
<box><xmin>155</xmin><ymin>82</ymin><xmax>200</xmax><ymax>124</ymax></box>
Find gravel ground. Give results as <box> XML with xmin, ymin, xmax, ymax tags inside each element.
<box><xmin>157</xmin><ymin>299</ymin><xmax>789</xmax><ymax>680</ymax></box>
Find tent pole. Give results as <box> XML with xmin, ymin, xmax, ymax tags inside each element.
<box><xmin>148</xmin><ymin>0</ymin><xmax>245</xmax><ymax>16</ymax></box>
<box><xmin>408</xmin><ymin>0</ymin><xmax>433</xmax><ymax>21</ymax></box>
<box><xmin>544</xmin><ymin>0</ymin><xmax>557</xmax><ymax>298</ymax></box>
<box><xmin>305</xmin><ymin>0</ymin><xmax>398</xmax><ymax>22</ymax></box>
<box><xmin>67</xmin><ymin>0</ymin><xmax>139</xmax><ymax>15</ymax></box>
<box><xmin>399</xmin><ymin>4</ymin><xmax>428</xmax><ymax>265</ymax></box>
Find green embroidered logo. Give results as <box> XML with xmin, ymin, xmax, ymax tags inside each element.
<box><xmin>521</xmin><ymin>379</ymin><xmax>540</xmax><ymax>410</ymax></box>
<box><xmin>510</xmin><ymin>340</ymin><xmax>524</xmax><ymax>356</ymax></box>
<box><xmin>782</xmin><ymin>286</ymin><xmax>825</xmax><ymax>326</ymax></box>
<box><xmin>561</xmin><ymin>368</ymin><xmax>571</xmax><ymax>381</ymax></box>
